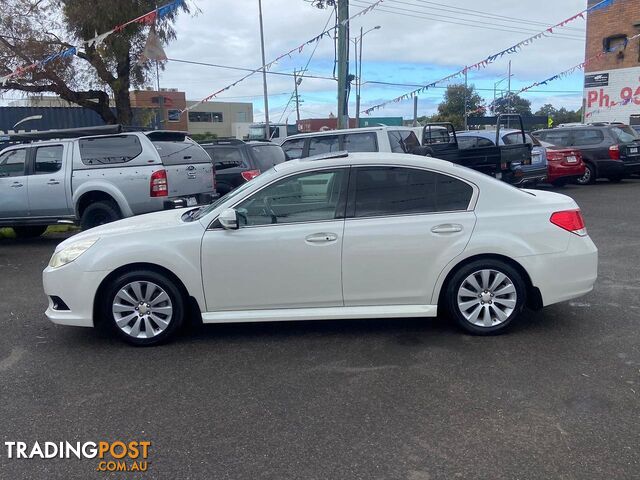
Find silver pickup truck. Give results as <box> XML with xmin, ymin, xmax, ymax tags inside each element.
<box><xmin>0</xmin><ymin>126</ymin><xmax>215</xmax><ymax>237</ymax></box>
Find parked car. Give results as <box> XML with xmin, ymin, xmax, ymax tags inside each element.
<box><xmin>537</xmin><ymin>140</ymin><xmax>585</xmax><ymax>186</ymax></box>
<box><xmin>280</xmin><ymin>126</ymin><xmax>422</xmax><ymax>160</ymax></box>
<box><xmin>201</xmin><ymin>139</ymin><xmax>286</xmax><ymax>196</ymax></box>
<box><xmin>417</xmin><ymin>115</ymin><xmax>537</xmax><ymax>186</ymax></box>
<box><xmin>0</xmin><ymin>126</ymin><xmax>216</xmax><ymax>236</ymax></box>
<box><xmin>632</xmin><ymin>125</ymin><xmax>640</xmax><ymax>135</ymax></box>
<box><xmin>43</xmin><ymin>151</ymin><xmax>597</xmax><ymax>346</ymax></box>
<box><xmin>456</xmin><ymin>129</ymin><xmax>548</xmax><ymax>186</ymax></box>
<box><xmin>532</xmin><ymin>124</ymin><xmax>640</xmax><ymax>184</ymax></box>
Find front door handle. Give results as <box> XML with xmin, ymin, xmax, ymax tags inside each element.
<box><xmin>305</xmin><ymin>232</ymin><xmax>338</xmax><ymax>243</ymax></box>
<box><xmin>10</xmin><ymin>182</ymin><xmax>24</xmax><ymax>188</ymax></box>
<box><xmin>431</xmin><ymin>223</ymin><xmax>463</xmax><ymax>234</ymax></box>
<box><xmin>47</xmin><ymin>180</ymin><xmax>60</xmax><ymax>185</ymax></box>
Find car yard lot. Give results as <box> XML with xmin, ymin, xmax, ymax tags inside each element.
<box><xmin>1</xmin><ymin>181</ymin><xmax>639</xmax><ymax>479</ymax></box>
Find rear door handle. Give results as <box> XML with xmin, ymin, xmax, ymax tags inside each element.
<box><xmin>305</xmin><ymin>232</ymin><xmax>338</xmax><ymax>243</ymax></box>
<box><xmin>10</xmin><ymin>182</ymin><xmax>24</xmax><ymax>188</ymax></box>
<box><xmin>431</xmin><ymin>223</ymin><xmax>463</xmax><ymax>234</ymax></box>
<box><xmin>47</xmin><ymin>180</ymin><xmax>60</xmax><ymax>185</ymax></box>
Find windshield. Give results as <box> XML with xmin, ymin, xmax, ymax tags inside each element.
<box><xmin>191</xmin><ymin>168</ymin><xmax>277</xmax><ymax>220</ymax></box>
<box><xmin>610</xmin><ymin>126</ymin><xmax>638</xmax><ymax>143</ymax></box>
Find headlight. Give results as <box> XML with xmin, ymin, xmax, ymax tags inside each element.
<box><xmin>48</xmin><ymin>238</ymin><xmax>99</xmax><ymax>268</ymax></box>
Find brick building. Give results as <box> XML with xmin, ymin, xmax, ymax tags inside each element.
<box><xmin>584</xmin><ymin>0</ymin><xmax>640</xmax><ymax>124</ymax></box>
<box><xmin>130</xmin><ymin>88</ymin><xmax>188</xmax><ymax>131</ymax></box>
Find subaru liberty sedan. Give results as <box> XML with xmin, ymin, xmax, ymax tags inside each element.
<box><xmin>43</xmin><ymin>152</ymin><xmax>598</xmax><ymax>345</ymax></box>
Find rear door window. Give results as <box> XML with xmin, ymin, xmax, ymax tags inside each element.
<box><xmin>539</xmin><ymin>130</ymin><xmax>571</xmax><ymax>147</ymax></box>
<box><xmin>308</xmin><ymin>136</ymin><xmax>340</xmax><ymax>156</ymax></box>
<box><xmin>281</xmin><ymin>138</ymin><xmax>306</xmax><ymax>159</ymax></box>
<box><xmin>0</xmin><ymin>148</ymin><xmax>27</xmax><ymax>177</ymax></box>
<box><xmin>343</xmin><ymin>132</ymin><xmax>377</xmax><ymax>152</ymax></box>
<box><xmin>79</xmin><ymin>135</ymin><xmax>142</xmax><ymax>165</ymax></box>
<box><xmin>249</xmin><ymin>145</ymin><xmax>286</xmax><ymax>171</ymax></box>
<box><xmin>571</xmin><ymin>129</ymin><xmax>604</xmax><ymax>146</ymax></box>
<box><xmin>610</xmin><ymin>126</ymin><xmax>638</xmax><ymax>143</ymax></box>
<box><xmin>387</xmin><ymin>130</ymin><xmax>420</xmax><ymax>153</ymax></box>
<box><xmin>34</xmin><ymin>145</ymin><xmax>63</xmax><ymax>174</ymax></box>
<box><xmin>152</xmin><ymin>140</ymin><xmax>211</xmax><ymax>166</ymax></box>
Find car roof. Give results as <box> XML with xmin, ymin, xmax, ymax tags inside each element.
<box><xmin>283</xmin><ymin>125</ymin><xmax>413</xmax><ymax>141</ymax></box>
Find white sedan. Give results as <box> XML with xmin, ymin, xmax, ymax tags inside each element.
<box><xmin>43</xmin><ymin>152</ymin><xmax>598</xmax><ymax>345</ymax></box>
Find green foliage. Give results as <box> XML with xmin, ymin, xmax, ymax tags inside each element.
<box><xmin>534</xmin><ymin>104</ymin><xmax>583</xmax><ymax>124</ymax></box>
<box><xmin>427</xmin><ymin>84</ymin><xmax>485</xmax><ymax>130</ymax></box>
<box><xmin>493</xmin><ymin>94</ymin><xmax>532</xmax><ymax>115</ymax></box>
<box><xmin>190</xmin><ymin>132</ymin><xmax>218</xmax><ymax>142</ymax></box>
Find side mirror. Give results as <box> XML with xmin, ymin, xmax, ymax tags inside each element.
<box><xmin>218</xmin><ymin>208</ymin><xmax>239</xmax><ymax>230</ymax></box>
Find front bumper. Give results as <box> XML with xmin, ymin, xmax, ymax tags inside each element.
<box><xmin>43</xmin><ymin>261</ymin><xmax>109</xmax><ymax>327</ymax></box>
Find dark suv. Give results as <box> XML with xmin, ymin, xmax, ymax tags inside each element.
<box><xmin>201</xmin><ymin>140</ymin><xmax>286</xmax><ymax>195</ymax></box>
<box><xmin>533</xmin><ymin>124</ymin><xmax>640</xmax><ymax>184</ymax></box>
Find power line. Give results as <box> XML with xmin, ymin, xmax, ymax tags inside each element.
<box><xmin>364</xmin><ymin>80</ymin><xmax>583</xmax><ymax>93</ymax></box>
<box><xmin>351</xmin><ymin>0</ymin><xmax>584</xmax><ymax>41</ymax></box>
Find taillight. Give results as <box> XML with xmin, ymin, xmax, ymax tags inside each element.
<box><xmin>609</xmin><ymin>145</ymin><xmax>620</xmax><ymax>160</ymax></box>
<box><xmin>241</xmin><ymin>169</ymin><xmax>261</xmax><ymax>182</ymax></box>
<box><xmin>150</xmin><ymin>169</ymin><xmax>168</xmax><ymax>197</ymax></box>
<box><xmin>550</xmin><ymin>209</ymin><xmax>587</xmax><ymax>236</ymax></box>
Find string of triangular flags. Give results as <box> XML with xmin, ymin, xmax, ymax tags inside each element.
<box><xmin>0</xmin><ymin>0</ymin><xmax>184</xmax><ymax>86</ymax></box>
<box><xmin>181</xmin><ymin>0</ymin><xmax>384</xmax><ymax>113</ymax></box>
<box><xmin>361</xmin><ymin>0</ymin><xmax>616</xmax><ymax>115</ymax></box>
<box><xmin>489</xmin><ymin>30</ymin><xmax>640</xmax><ymax>112</ymax></box>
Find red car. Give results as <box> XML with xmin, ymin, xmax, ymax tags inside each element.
<box><xmin>539</xmin><ymin>140</ymin><xmax>586</xmax><ymax>187</ymax></box>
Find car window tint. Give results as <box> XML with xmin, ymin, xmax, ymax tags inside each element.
<box><xmin>540</xmin><ymin>131</ymin><xmax>571</xmax><ymax>147</ymax></box>
<box><xmin>477</xmin><ymin>137</ymin><xmax>495</xmax><ymax>147</ymax></box>
<box><xmin>503</xmin><ymin>133</ymin><xmax>527</xmax><ymax>145</ymax></box>
<box><xmin>610</xmin><ymin>126</ymin><xmax>638</xmax><ymax>143</ymax></box>
<box><xmin>387</xmin><ymin>130</ymin><xmax>420</xmax><ymax>153</ymax></box>
<box><xmin>206</xmin><ymin>147</ymin><xmax>245</xmax><ymax>170</ymax></box>
<box><xmin>308</xmin><ymin>136</ymin><xmax>340</xmax><ymax>156</ymax></box>
<box><xmin>423</xmin><ymin>128</ymin><xmax>450</xmax><ymax>144</ymax></box>
<box><xmin>281</xmin><ymin>138</ymin><xmax>305</xmax><ymax>159</ymax></box>
<box><xmin>236</xmin><ymin>169</ymin><xmax>347</xmax><ymax>226</ymax></box>
<box><xmin>571</xmin><ymin>129</ymin><xmax>604</xmax><ymax>146</ymax></box>
<box><xmin>0</xmin><ymin>148</ymin><xmax>27</xmax><ymax>177</ymax></box>
<box><xmin>152</xmin><ymin>140</ymin><xmax>211</xmax><ymax>166</ymax></box>
<box><xmin>34</xmin><ymin>145</ymin><xmax>63</xmax><ymax>174</ymax></box>
<box><xmin>343</xmin><ymin>132</ymin><xmax>377</xmax><ymax>152</ymax></box>
<box><xmin>249</xmin><ymin>145</ymin><xmax>286</xmax><ymax>171</ymax></box>
<box><xmin>79</xmin><ymin>135</ymin><xmax>142</xmax><ymax>165</ymax></box>
<box><xmin>353</xmin><ymin>167</ymin><xmax>472</xmax><ymax>218</ymax></box>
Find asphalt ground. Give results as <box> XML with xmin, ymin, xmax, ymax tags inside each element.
<box><xmin>0</xmin><ymin>179</ymin><xmax>639</xmax><ymax>479</ymax></box>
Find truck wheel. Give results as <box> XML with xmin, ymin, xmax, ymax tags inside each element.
<box><xmin>80</xmin><ymin>201</ymin><xmax>121</xmax><ymax>230</ymax></box>
<box><xmin>13</xmin><ymin>226</ymin><xmax>48</xmax><ymax>238</ymax></box>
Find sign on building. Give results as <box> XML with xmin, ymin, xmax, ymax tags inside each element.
<box><xmin>583</xmin><ymin>66</ymin><xmax>640</xmax><ymax>123</ymax></box>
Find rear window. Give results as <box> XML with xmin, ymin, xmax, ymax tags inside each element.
<box><xmin>609</xmin><ymin>126</ymin><xmax>638</xmax><ymax>143</ymax></box>
<box><xmin>152</xmin><ymin>140</ymin><xmax>211</xmax><ymax>166</ymax></box>
<box><xmin>205</xmin><ymin>147</ymin><xmax>246</xmax><ymax>170</ymax></box>
<box><xmin>458</xmin><ymin>136</ymin><xmax>495</xmax><ymax>149</ymax></box>
<box><xmin>248</xmin><ymin>144</ymin><xmax>286</xmax><ymax>171</ymax></box>
<box><xmin>79</xmin><ymin>135</ymin><xmax>142</xmax><ymax>165</ymax></box>
<box><xmin>571</xmin><ymin>129</ymin><xmax>604</xmax><ymax>146</ymax></box>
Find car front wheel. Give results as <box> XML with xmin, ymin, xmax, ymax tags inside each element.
<box><xmin>445</xmin><ymin>260</ymin><xmax>526</xmax><ymax>335</ymax></box>
<box><xmin>575</xmin><ymin>163</ymin><xmax>596</xmax><ymax>185</ymax></box>
<box><xmin>102</xmin><ymin>270</ymin><xmax>185</xmax><ymax>346</ymax></box>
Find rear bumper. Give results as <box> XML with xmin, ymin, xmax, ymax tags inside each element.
<box><xmin>547</xmin><ymin>162</ymin><xmax>585</xmax><ymax>183</ymax></box>
<box><xmin>517</xmin><ymin>234</ymin><xmax>598</xmax><ymax>307</ymax></box>
<box><xmin>595</xmin><ymin>159</ymin><xmax>624</xmax><ymax>177</ymax></box>
<box><xmin>163</xmin><ymin>192</ymin><xmax>215</xmax><ymax>210</ymax></box>
<box><xmin>510</xmin><ymin>165</ymin><xmax>548</xmax><ymax>186</ymax></box>
<box><xmin>622</xmin><ymin>161</ymin><xmax>640</xmax><ymax>175</ymax></box>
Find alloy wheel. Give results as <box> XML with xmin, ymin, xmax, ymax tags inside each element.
<box><xmin>456</xmin><ymin>269</ymin><xmax>517</xmax><ymax>327</ymax></box>
<box><xmin>112</xmin><ymin>281</ymin><xmax>173</xmax><ymax>339</ymax></box>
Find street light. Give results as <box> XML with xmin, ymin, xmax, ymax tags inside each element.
<box><xmin>351</xmin><ymin>25</ymin><xmax>381</xmax><ymax>126</ymax></box>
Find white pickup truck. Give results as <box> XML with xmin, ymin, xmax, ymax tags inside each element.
<box><xmin>0</xmin><ymin>126</ymin><xmax>215</xmax><ymax>237</ymax></box>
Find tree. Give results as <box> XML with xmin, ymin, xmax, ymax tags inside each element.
<box><xmin>428</xmin><ymin>84</ymin><xmax>485</xmax><ymax>130</ymax></box>
<box><xmin>0</xmin><ymin>0</ymin><xmax>188</xmax><ymax>125</ymax></box>
<box><xmin>534</xmin><ymin>104</ymin><xmax>582</xmax><ymax>124</ymax></box>
<box><xmin>493</xmin><ymin>94</ymin><xmax>532</xmax><ymax>115</ymax></box>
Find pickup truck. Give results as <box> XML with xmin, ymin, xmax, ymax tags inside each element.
<box><xmin>415</xmin><ymin>115</ymin><xmax>534</xmax><ymax>185</ymax></box>
<box><xmin>0</xmin><ymin>126</ymin><xmax>215</xmax><ymax>237</ymax></box>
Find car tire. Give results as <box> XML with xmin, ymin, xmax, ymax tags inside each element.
<box><xmin>102</xmin><ymin>269</ymin><xmax>185</xmax><ymax>346</ymax></box>
<box><xmin>575</xmin><ymin>162</ymin><xmax>596</xmax><ymax>185</ymax></box>
<box><xmin>12</xmin><ymin>226</ymin><xmax>48</xmax><ymax>238</ymax></box>
<box><xmin>80</xmin><ymin>200</ymin><xmax>121</xmax><ymax>230</ymax></box>
<box><xmin>444</xmin><ymin>259</ymin><xmax>527</xmax><ymax>335</ymax></box>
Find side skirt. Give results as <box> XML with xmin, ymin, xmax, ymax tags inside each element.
<box><xmin>201</xmin><ymin>304</ymin><xmax>438</xmax><ymax>324</ymax></box>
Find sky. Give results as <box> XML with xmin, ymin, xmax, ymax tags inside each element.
<box><xmin>159</xmin><ymin>0</ymin><xmax>589</xmax><ymax>122</ymax></box>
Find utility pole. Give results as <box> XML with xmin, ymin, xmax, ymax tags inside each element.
<box><xmin>258</xmin><ymin>0</ymin><xmax>270</xmax><ymax>138</ymax></box>
<box><xmin>336</xmin><ymin>0</ymin><xmax>349</xmax><ymax>129</ymax></box>
<box><xmin>463</xmin><ymin>68</ymin><xmax>468</xmax><ymax>130</ymax></box>
<box><xmin>413</xmin><ymin>95</ymin><xmax>418</xmax><ymax>127</ymax></box>
<box><xmin>507</xmin><ymin>60</ymin><xmax>512</xmax><ymax>113</ymax></box>
<box><xmin>355</xmin><ymin>27</ymin><xmax>363</xmax><ymax>127</ymax></box>
<box><xmin>293</xmin><ymin>69</ymin><xmax>301</xmax><ymax>124</ymax></box>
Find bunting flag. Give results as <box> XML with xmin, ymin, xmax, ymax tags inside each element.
<box><xmin>138</xmin><ymin>31</ymin><xmax>167</xmax><ymax>64</ymax></box>
<box><xmin>182</xmin><ymin>1</ymin><xmax>384</xmax><ymax>113</ymax></box>
<box><xmin>489</xmin><ymin>30</ymin><xmax>640</xmax><ymax>111</ymax></box>
<box><xmin>0</xmin><ymin>0</ymin><xmax>184</xmax><ymax>86</ymax></box>
<box><xmin>361</xmin><ymin>0</ymin><xmax>617</xmax><ymax>115</ymax></box>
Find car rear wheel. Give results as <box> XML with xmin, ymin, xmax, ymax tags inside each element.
<box><xmin>102</xmin><ymin>270</ymin><xmax>185</xmax><ymax>346</ymax></box>
<box><xmin>12</xmin><ymin>226</ymin><xmax>48</xmax><ymax>238</ymax></box>
<box><xmin>80</xmin><ymin>200</ymin><xmax>121</xmax><ymax>230</ymax></box>
<box><xmin>576</xmin><ymin>162</ymin><xmax>595</xmax><ymax>185</ymax></box>
<box><xmin>445</xmin><ymin>260</ymin><xmax>526</xmax><ymax>335</ymax></box>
